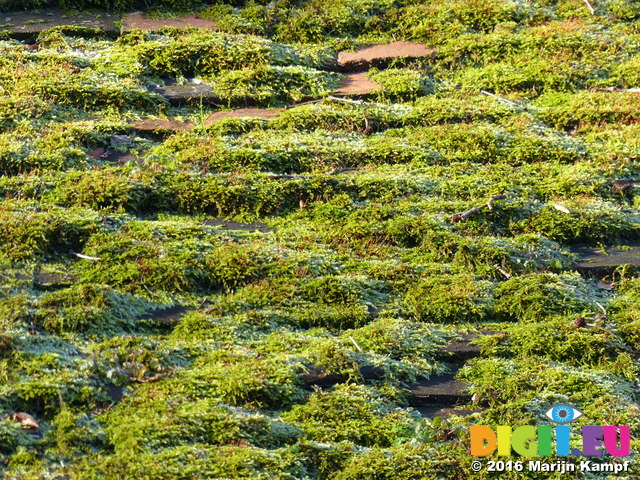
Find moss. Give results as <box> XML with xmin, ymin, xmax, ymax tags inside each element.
<box><xmin>281</xmin><ymin>384</ymin><xmax>416</xmax><ymax>447</ymax></box>
<box><xmin>48</xmin><ymin>408</ymin><xmax>107</xmax><ymax>457</ymax></box>
<box><xmin>0</xmin><ymin>203</ymin><xmax>102</xmax><ymax>261</ymax></box>
<box><xmin>0</xmin><ymin>418</ymin><xmax>33</xmax><ymax>456</ymax></box>
<box><xmin>34</xmin><ymin>285</ymin><xmax>148</xmax><ymax>334</ymax></box>
<box><xmin>368</xmin><ymin>68</ymin><xmax>435</xmax><ymax>102</ymax></box>
<box><xmin>494</xmin><ymin>272</ymin><xmax>598</xmax><ymax>322</ymax></box>
<box><xmin>77</xmin><ymin>229</ymin><xmax>266</xmax><ymax>297</ymax></box>
<box><xmin>204</xmin><ymin>65</ymin><xmax>339</xmax><ymax>105</ymax></box>
<box><xmin>459</xmin><ymin>357</ymin><xmax>639</xmax><ymax>426</ymax></box>
<box><xmin>608</xmin><ymin>277</ymin><xmax>640</xmax><ymax>349</ymax></box>
<box><xmin>478</xmin><ymin>317</ymin><xmax>632</xmax><ymax>372</ymax></box>
<box><xmin>154</xmin><ymin>349</ymin><xmax>305</xmax><ymax>409</ymax></box>
<box><xmin>2</xmin><ymin>1</ymin><xmax>640</xmax><ymax>478</ymax></box>
<box><xmin>515</xmin><ymin>198</ymin><xmax>640</xmax><ymax>243</ymax></box>
<box><xmin>344</xmin><ymin>318</ymin><xmax>451</xmax><ymax>360</ymax></box>
<box><xmin>131</xmin><ymin>30</ymin><xmax>334</xmax><ymax>78</ymax></box>
<box><xmin>1</xmin><ymin>0</ymin><xmax>203</xmax><ymax>12</ymax></box>
<box><xmin>534</xmin><ymin>91</ymin><xmax>640</xmax><ymax>129</ymax></box>
<box><xmin>404</xmin><ymin>273</ymin><xmax>494</xmax><ymax>323</ymax></box>
<box><xmin>102</xmin><ymin>396</ymin><xmax>298</xmax><ymax>453</ymax></box>
<box><xmin>73</xmin><ymin>444</ymin><xmax>309</xmax><ymax>480</ymax></box>
<box><xmin>335</xmin><ymin>442</ymin><xmax>463</xmax><ymax>479</ymax></box>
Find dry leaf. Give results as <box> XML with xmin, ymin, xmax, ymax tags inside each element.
<box><xmin>553</xmin><ymin>204</ymin><xmax>571</xmax><ymax>214</ymax></box>
<box><xmin>4</xmin><ymin>412</ymin><xmax>39</xmax><ymax>429</ymax></box>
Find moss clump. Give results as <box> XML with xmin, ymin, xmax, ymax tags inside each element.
<box><xmin>335</xmin><ymin>442</ymin><xmax>464</xmax><ymax>480</ymax></box>
<box><xmin>494</xmin><ymin>272</ymin><xmax>597</xmax><ymax>322</ymax></box>
<box><xmin>344</xmin><ymin>317</ymin><xmax>450</xmax><ymax>363</ymax></box>
<box><xmin>281</xmin><ymin>384</ymin><xmax>417</xmax><ymax>447</ymax></box>
<box><xmin>368</xmin><ymin>68</ymin><xmax>434</xmax><ymax>102</ymax></box>
<box><xmin>515</xmin><ymin>199</ymin><xmax>640</xmax><ymax>243</ymax></box>
<box><xmin>404</xmin><ymin>273</ymin><xmax>494</xmax><ymax>323</ymax></box>
<box><xmin>1</xmin><ymin>0</ymin><xmax>203</xmax><ymax>13</ymax></box>
<box><xmin>48</xmin><ymin>408</ymin><xmax>107</xmax><ymax>457</ymax></box>
<box><xmin>0</xmin><ymin>418</ymin><xmax>34</xmax><ymax>456</ymax></box>
<box><xmin>478</xmin><ymin>318</ymin><xmax>632</xmax><ymax>372</ymax></box>
<box><xmin>534</xmin><ymin>91</ymin><xmax>640</xmax><ymax>129</ymax></box>
<box><xmin>164</xmin><ymin>349</ymin><xmax>304</xmax><ymax>409</ymax></box>
<box><xmin>76</xmin><ymin>223</ymin><xmax>268</xmax><ymax>297</ymax></box>
<box><xmin>34</xmin><ymin>285</ymin><xmax>147</xmax><ymax>334</ymax></box>
<box><xmin>459</xmin><ymin>357</ymin><xmax>638</xmax><ymax>426</ymax></box>
<box><xmin>609</xmin><ymin>277</ymin><xmax>640</xmax><ymax>349</ymax></box>
<box><xmin>0</xmin><ymin>203</ymin><xmax>102</xmax><ymax>261</ymax></box>
<box><xmin>101</xmin><ymin>397</ymin><xmax>298</xmax><ymax>454</ymax></box>
<box><xmin>204</xmin><ymin>65</ymin><xmax>339</xmax><ymax>104</ymax></box>
<box><xmin>133</xmin><ymin>30</ymin><xmax>333</xmax><ymax>77</ymax></box>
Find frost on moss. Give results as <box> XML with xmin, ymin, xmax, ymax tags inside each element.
<box><xmin>494</xmin><ymin>272</ymin><xmax>598</xmax><ymax>322</ymax></box>
<box><xmin>2</xmin><ymin>1</ymin><xmax>640</xmax><ymax>478</ymax></box>
<box><xmin>282</xmin><ymin>384</ymin><xmax>417</xmax><ymax>447</ymax></box>
<box><xmin>404</xmin><ymin>273</ymin><xmax>494</xmax><ymax>323</ymax></box>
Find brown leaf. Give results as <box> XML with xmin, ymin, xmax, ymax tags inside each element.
<box><xmin>4</xmin><ymin>412</ymin><xmax>39</xmax><ymax>429</ymax></box>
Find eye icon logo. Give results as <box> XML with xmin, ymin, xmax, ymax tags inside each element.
<box><xmin>545</xmin><ymin>404</ymin><xmax>583</xmax><ymax>423</ymax></box>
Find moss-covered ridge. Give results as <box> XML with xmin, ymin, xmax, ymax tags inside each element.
<box><xmin>0</xmin><ymin>1</ymin><xmax>639</xmax><ymax>479</ymax></box>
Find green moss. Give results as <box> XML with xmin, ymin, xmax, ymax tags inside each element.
<box><xmin>282</xmin><ymin>384</ymin><xmax>416</xmax><ymax>447</ymax></box>
<box><xmin>609</xmin><ymin>277</ymin><xmax>640</xmax><ymax>349</ymax></box>
<box><xmin>478</xmin><ymin>318</ymin><xmax>632</xmax><ymax>372</ymax></box>
<box><xmin>73</xmin><ymin>444</ymin><xmax>309</xmax><ymax>480</ymax></box>
<box><xmin>335</xmin><ymin>442</ymin><xmax>463</xmax><ymax>480</ymax></box>
<box><xmin>368</xmin><ymin>68</ymin><xmax>435</xmax><ymax>102</ymax></box>
<box><xmin>130</xmin><ymin>30</ymin><xmax>334</xmax><ymax>78</ymax></box>
<box><xmin>459</xmin><ymin>357</ymin><xmax>638</xmax><ymax>426</ymax></box>
<box><xmin>534</xmin><ymin>91</ymin><xmax>640</xmax><ymax>129</ymax></box>
<box><xmin>494</xmin><ymin>272</ymin><xmax>598</xmax><ymax>322</ymax></box>
<box><xmin>102</xmin><ymin>396</ymin><xmax>298</xmax><ymax>453</ymax></box>
<box><xmin>515</xmin><ymin>198</ymin><xmax>640</xmax><ymax>243</ymax></box>
<box><xmin>154</xmin><ymin>349</ymin><xmax>305</xmax><ymax>409</ymax></box>
<box><xmin>404</xmin><ymin>273</ymin><xmax>494</xmax><ymax>323</ymax></box>
<box><xmin>0</xmin><ymin>203</ymin><xmax>102</xmax><ymax>261</ymax></box>
<box><xmin>2</xmin><ymin>1</ymin><xmax>640</xmax><ymax>478</ymax></box>
<box><xmin>76</xmin><ymin>222</ymin><xmax>269</xmax><ymax>297</ymax></box>
<box><xmin>48</xmin><ymin>408</ymin><xmax>107</xmax><ymax>457</ymax></box>
<box><xmin>0</xmin><ymin>418</ymin><xmax>33</xmax><ymax>456</ymax></box>
<box><xmin>35</xmin><ymin>284</ymin><xmax>147</xmax><ymax>334</ymax></box>
<box><xmin>1</xmin><ymin>0</ymin><xmax>203</xmax><ymax>12</ymax></box>
<box><xmin>204</xmin><ymin>65</ymin><xmax>339</xmax><ymax>104</ymax></box>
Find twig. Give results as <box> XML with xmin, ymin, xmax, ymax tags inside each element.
<box><xmin>327</xmin><ymin>95</ymin><xmax>363</xmax><ymax>105</ymax></box>
<box><xmin>286</xmin><ymin>98</ymin><xmax>324</xmax><ymax>109</ymax></box>
<box><xmin>267</xmin><ymin>173</ymin><xmax>311</xmax><ymax>180</ymax></box>
<box><xmin>130</xmin><ymin>374</ymin><xmax>166</xmax><ymax>384</ymax></box>
<box><xmin>362</xmin><ymin>115</ymin><xmax>371</xmax><ymax>136</ymax></box>
<box><xmin>480</xmin><ymin>90</ymin><xmax>526</xmax><ymax>110</ymax></box>
<box><xmin>450</xmin><ymin>194</ymin><xmax>505</xmax><ymax>222</ymax></box>
<box><xmin>494</xmin><ymin>264</ymin><xmax>512</xmax><ymax>279</ymax></box>
<box><xmin>349</xmin><ymin>336</ymin><xmax>363</xmax><ymax>352</ymax></box>
<box><xmin>592</xmin><ymin>86</ymin><xmax>640</xmax><ymax>93</ymax></box>
<box><xmin>69</xmin><ymin>251</ymin><xmax>101</xmax><ymax>261</ymax></box>
<box><xmin>327</xmin><ymin>167</ymin><xmax>359</xmax><ymax>175</ymax></box>
<box><xmin>267</xmin><ymin>168</ymin><xmax>358</xmax><ymax>179</ymax></box>
<box><xmin>583</xmin><ymin>0</ymin><xmax>595</xmax><ymax>15</ymax></box>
